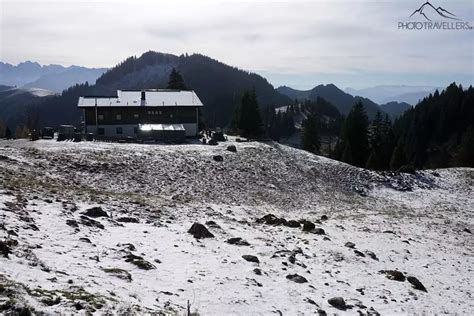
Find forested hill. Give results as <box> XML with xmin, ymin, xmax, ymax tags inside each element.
<box><xmin>393</xmin><ymin>83</ymin><xmax>474</xmax><ymax>168</ymax></box>
<box><xmin>28</xmin><ymin>52</ymin><xmax>291</xmax><ymax>128</ymax></box>
<box><xmin>277</xmin><ymin>84</ymin><xmax>383</xmax><ymax>119</ymax></box>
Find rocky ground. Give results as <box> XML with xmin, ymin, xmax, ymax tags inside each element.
<box><xmin>0</xmin><ymin>138</ymin><xmax>473</xmax><ymax>315</ymax></box>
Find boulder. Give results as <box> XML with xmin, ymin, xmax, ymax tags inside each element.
<box><xmin>302</xmin><ymin>221</ymin><xmax>315</xmax><ymax>232</ymax></box>
<box><xmin>327</xmin><ymin>297</ymin><xmax>347</xmax><ymax>310</ymax></box>
<box><xmin>380</xmin><ymin>270</ymin><xmax>405</xmax><ymax>282</ymax></box>
<box><xmin>83</xmin><ymin>207</ymin><xmax>108</xmax><ymax>218</ymax></box>
<box><xmin>284</xmin><ymin>220</ymin><xmax>301</xmax><ymax>228</ymax></box>
<box><xmin>312</xmin><ymin>228</ymin><xmax>325</xmax><ymax>235</ymax></box>
<box><xmin>242</xmin><ymin>255</ymin><xmax>259</xmax><ymax>263</ymax></box>
<box><xmin>345</xmin><ymin>241</ymin><xmax>356</xmax><ymax>248</ymax></box>
<box><xmin>208</xmin><ymin>139</ymin><xmax>218</xmax><ymax>146</ymax></box>
<box><xmin>407</xmin><ymin>276</ymin><xmax>427</xmax><ymax>292</ymax></box>
<box><xmin>188</xmin><ymin>223</ymin><xmax>214</xmax><ymax>239</ymax></box>
<box><xmin>286</xmin><ymin>274</ymin><xmax>308</xmax><ymax>283</ymax></box>
<box><xmin>79</xmin><ymin>216</ymin><xmax>104</xmax><ymax>229</ymax></box>
<box><xmin>116</xmin><ymin>217</ymin><xmax>139</xmax><ymax>223</ymax></box>
<box><xmin>257</xmin><ymin>214</ymin><xmax>286</xmax><ymax>226</ymax></box>
<box><xmin>320</xmin><ymin>214</ymin><xmax>329</xmax><ymax>221</ymax></box>
<box><xmin>213</xmin><ymin>155</ymin><xmax>224</xmax><ymax>162</ymax></box>
<box><xmin>227</xmin><ymin>145</ymin><xmax>237</xmax><ymax>152</ymax></box>
<box><xmin>227</xmin><ymin>237</ymin><xmax>250</xmax><ymax>246</ymax></box>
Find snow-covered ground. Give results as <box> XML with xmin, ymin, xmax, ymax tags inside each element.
<box><xmin>0</xmin><ymin>139</ymin><xmax>472</xmax><ymax>315</ymax></box>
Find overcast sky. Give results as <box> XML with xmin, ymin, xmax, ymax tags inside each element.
<box><xmin>1</xmin><ymin>0</ymin><xmax>473</xmax><ymax>89</ymax></box>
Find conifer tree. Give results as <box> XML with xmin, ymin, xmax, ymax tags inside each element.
<box><xmin>238</xmin><ymin>90</ymin><xmax>263</xmax><ymax>138</ymax></box>
<box><xmin>457</xmin><ymin>126</ymin><xmax>474</xmax><ymax>167</ymax></box>
<box><xmin>167</xmin><ymin>68</ymin><xmax>188</xmax><ymax>90</ymax></box>
<box><xmin>341</xmin><ymin>143</ymin><xmax>353</xmax><ymax>164</ymax></box>
<box><xmin>341</xmin><ymin>101</ymin><xmax>369</xmax><ymax>167</ymax></box>
<box><xmin>390</xmin><ymin>143</ymin><xmax>408</xmax><ymax>171</ymax></box>
<box><xmin>301</xmin><ymin>114</ymin><xmax>321</xmax><ymax>154</ymax></box>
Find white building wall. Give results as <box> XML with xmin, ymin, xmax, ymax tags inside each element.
<box><xmin>86</xmin><ymin>123</ymin><xmax>198</xmax><ymax>138</ymax></box>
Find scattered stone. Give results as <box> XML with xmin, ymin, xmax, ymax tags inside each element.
<box><xmin>463</xmin><ymin>228</ymin><xmax>472</xmax><ymax>234</ymax></box>
<box><xmin>79</xmin><ymin>237</ymin><xmax>91</xmax><ymax>243</ymax></box>
<box><xmin>205</xmin><ymin>220</ymin><xmax>221</xmax><ymax>229</ymax></box>
<box><xmin>288</xmin><ymin>254</ymin><xmax>296</xmax><ymax>264</ymax></box>
<box><xmin>367</xmin><ymin>307</ymin><xmax>380</xmax><ymax>316</ymax></box>
<box><xmin>188</xmin><ymin>223</ymin><xmax>214</xmax><ymax>239</ymax></box>
<box><xmin>103</xmin><ymin>267</ymin><xmax>132</xmax><ymax>282</ymax></box>
<box><xmin>0</xmin><ymin>240</ymin><xmax>13</xmax><ymax>258</ymax></box>
<box><xmin>312</xmin><ymin>228</ymin><xmax>325</xmax><ymax>235</ymax></box>
<box><xmin>80</xmin><ymin>216</ymin><xmax>104</xmax><ymax>229</ymax></box>
<box><xmin>302</xmin><ymin>221</ymin><xmax>315</xmax><ymax>232</ymax></box>
<box><xmin>227</xmin><ymin>145</ymin><xmax>237</xmax><ymax>152</ymax></box>
<box><xmin>380</xmin><ymin>270</ymin><xmax>405</xmax><ymax>282</ymax></box>
<box><xmin>208</xmin><ymin>139</ymin><xmax>218</xmax><ymax>146</ymax></box>
<box><xmin>257</xmin><ymin>214</ymin><xmax>286</xmax><ymax>226</ymax></box>
<box><xmin>83</xmin><ymin>207</ymin><xmax>108</xmax><ymax>218</ymax></box>
<box><xmin>328</xmin><ymin>297</ymin><xmax>347</xmax><ymax>310</ymax></box>
<box><xmin>366</xmin><ymin>251</ymin><xmax>378</xmax><ymax>260</ymax></box>
<box><xmin>116</xmin><ymin>217</ymin><xmax>139</xmax><ymax>223</ymax></box>
<box><xmin>345</xmin><ymin>242</ymin><xmax>356</xmax><ymax>248</ymax></box>
<box><xmin>227</xmin><ymin>237</ymin><xmax>250</xmax><ymax>246</ymax></box>
<box><xmin>354</xmin><ymin>250</ymin><xmax>365</xmax><ymax>257</ymax></box>
<box><xmin>253</xmin><ymin>268</ymin><xmax>262</xmax><ymax>275</ymax></box>
<box><xmin>213</xmin><ymin>155</ymin><xmax>223</xmax><ymax>162</ymax></box>
<box><xmin>320</xmin><ymin>215</ymin><xmax>328</xmax><ymax>221</ymax></box>
<box><xmin>66</xmin><ymin>219</ymin><xmax>79</xmax><ymax>228</ymax></box>
<box><xmin>286</xmin><ymin>274</ymin><xmax>308</xmax><ymax>283</ymax></box>
<box><xmin>242</xmin><ymin>255</ymin><xmax>259</xmax><ymax>263</ymax></box>
<box><xmin>407</xmin><ymin>276</ymin><xmax>427</xmax><ymax>292</ymax></box>
<box><xmin>306</xmin><ymin>298</ymin><xmax>318</xmax><ymax>305</ymax></box>
<box><xmin>284</xmin><ymin>220</ymin><xmax>300</xmax><ymax>228</ymax></box>
<box><xmin>317</xmin><ymin>309</ymin><xmax>327</xmax><ymax>316</ymax></box>
<box><xmin>124</xmin><ymin>253</ymin><xmax>156</xmax><ymax>270</ymax></box>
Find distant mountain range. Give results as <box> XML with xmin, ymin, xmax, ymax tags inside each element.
<box><xmin>344</xmin><ymin>85</ymin><xmax>439</xmax><ymax>105</ymax></box>
<box><xmin>1</xmin><ymin>53</ymin><xmax>425</xmax><ymax>130</ymax></box>
<box><xmin>277</xmin><ymin>84</ymin><xmax>411</xmax><ymax>119</ymax></box>
<box><xmin>0</xmin><ymin>61</ymin><xmax>107</xmax><ymax>92</ymax></box>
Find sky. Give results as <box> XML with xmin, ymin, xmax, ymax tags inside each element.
<box><xmin>0</xmin><ymin>0</ymin><xmax>473</xmax><ymax>89</ymax></box>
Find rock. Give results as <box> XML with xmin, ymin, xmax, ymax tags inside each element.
<box><xmin>227</xmin><ymin>145</ymin><xmax>237</xmax><ymax>152</ymax></box>
<box><xmin>317</xmin><ymin>309</ymin><xmax>327</xmax><ymax>316</ymax></box>
<box><xmin>83</xmin><ymin>207</ymin><xmax>108</xmax><ymax>218</ymax></box>
<box><xmin>320</xmin><ymin>215</ymin><xmax>328</xmax><ymax>221</ymax></box>
<box><xmin>366</xmin><ymin>251</ymin><xmax>378</xmax><ymax>260</ymax></box>
<box><xmin>302</xmin><ymin>221</ymin><xmax>315</xmax><ymax>232</ymax></box>
<box><xmin>205</xmin><ymin>220</ymin><xmax>221</xmax><ymax>229</ymax></box>
<box><xmin>103</xmin><ymin>267</ymin><xmax>132</xmax><ymax>282</ymax></box>
<box><xmin>227</xmin><ymin>237</ymin><xmax>250</xmax><ymax>246</ymax></box>
<box><xmin>0</xmin><ymin>240</ymin><xmax>13</xmax><ymax>258</ymax></box>
<box><xmin>407</xmin><ymin>276</ymin><xmax>427</xmax><ymax>292</ymax></box>
<box><xmin>66</xmin><ymin>219</ymin><xmax>79</xmax><ymax>228</ymax></box>
<box><xmin>242</xmin><ymin>255</ymin><xmax>259</xmax><ymax>263</ymax></box>
<box><xmin>367</xmin><ymin>307</ymin><xmax>380</xmax><ymax>316</ymax></box>
<box><xmin>354</xmin><ymin>250</ymin><xmax>365</xmax><ymax>257</ymax></box>
<box><xmin>463</xmin><ymin>228</ymin><xmax>472</xmax><ymax>234</ymax></box>
<box><xmin>124</xmin><ymin>253</ymin><xmax>156</xmax><ymax>270</ymax></box>
<box><xmin>312</xmin><ymin>228</ymin><xmax>325</xmax><ymax>235</ymax></box>
<box><xmin>286</xmin><ymin>274</ymin><xmax>308</xmax><ymax>283</ymax></box>
<box><xmin>188</xmin><ymin>223</ymin><xmax>214</xmax><ymax>239</ymax></box>
<box><xmin>257</xmin><ymin>214</ymin><xmax>286</xmax><ymax>226</ymax></box>
<box><xmin>284</xmin><ymin>220</ymin><xmax>301</xmax><ymax>228</ymax></box>
<box><xmin>208</xmin><ymin>139</ymin><xmax>218</xmax><ymax>146</ymax></box>
<box><xmin>79</xmin><ymin>216</ymin><xmax>104</xmax><ymax>229</ymax></box>
<box><xmin>288</xmin><ymin>254</ymin><xmax>296</xmax><ymax>264</ymax></box>
<box><xmin>327</xmin><ymin>297</ymin><xmax>347</xmax><ymax>310</ymax></box>
<box><xmin>213</xmin><ymin>155</ymin><xmax>223</xmax><ymax>162</ymax></box>
<box><xmin>116</xmin><ymin>217</ymin><xmax>139</xmax><ymax>223</ymax></box>
<box><xmin>79</xmin><ymin>237</ymin><xmax>91</xmax><ymax>243</ymax></box>
<box><xmin>345</xmin><ymin>241</ymin><xmax>355</xmax><ymax>248</ymax></box>
<box><xmin>380</xmin><ymin>270</ymin><xmax>405</xmax><ymax>282</ymax></box>
<box><xmin>253</xmin><ymin>268</ymin><xmax>262</xmax><ymax>275</ymax></box>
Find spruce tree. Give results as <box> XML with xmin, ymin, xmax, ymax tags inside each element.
<box><xmin>341</xmin><ymin>101</ymin><xmax>369</xmax><ymax>167</ymax></box>
<box><xmin>238</xmin><ymin>90</ymin><xmax>263</xmax><ymax>138</ymax></box>
<box><xmin>341</xmin><ymin>143</ymin><xmax>353</xmax><ymax>165</ymax></box>
<box><xmin>457</xmin><ymin>126</ymin><xmax>474</xmax><ymax>167</ymax></box>
<box><xmin>390</xmin><ymin>143</ymin><xmax>407</xmax><ymax>171</ymax></box>
<box><xmin>302</xmin><ymin>114</ymin><xmax>321</xmax><ymax>154</ymax></box>
<box><xmin>167</xmin><ymin>68</ymin><xmax>188</xmax><ymax>90</ymax></box>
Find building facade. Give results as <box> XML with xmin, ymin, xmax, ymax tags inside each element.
<box><xmin>77</xmin><ymin>90</ymin><xmax>203</xmax><ymax>140</ymax></box>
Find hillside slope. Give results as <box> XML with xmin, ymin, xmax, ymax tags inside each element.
<box><xmin>0</xmin><ymin>139</ymin><xmax>472</xmax><ymax>315</ymax></box>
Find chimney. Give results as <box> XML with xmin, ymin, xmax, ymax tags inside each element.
<box><xmin>141</xmin><ymin>90</ymin><xmax>146</xmax><ymax>106</ymax></box>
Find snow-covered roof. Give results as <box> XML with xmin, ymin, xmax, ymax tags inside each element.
<box><xmin>77</xmin><ymin>90</ymin><xmax>203</xmax><ymax>107</ymax></box>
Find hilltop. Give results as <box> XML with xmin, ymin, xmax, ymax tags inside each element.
<box><xmin>0</xmin><ymin>139</ymin><xmax>472</xmax><ymax>314</ymax></box>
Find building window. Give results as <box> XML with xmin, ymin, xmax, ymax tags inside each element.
<box><xmin>97</xmin><ymin>128</ymin><xmax>104</xmax><ymax>135</ymax></box>
<box><xmin>158</xmin><ymin>110</ymin><xmax>162</xmax><ymax>115</ymax></box>
<box><xmin>133</xmin><ymin>113</ymin><xmax>139</xmax><ymax>119</ymax></box>
<box><xmin>134</xmin><ymin>127</ymin><xmax>138</xmax><ymax>134</ymax></box>
<box><xmin>98</xmin><ymin>114</ymin><xmax>104</xmax><ymax>121</ymax></box>
<box><xmin>116</xmin><ymin>127</ymin><xmax>123</xmax><ymax>135</ymax></box>
<box><xmin>116</xmin><ymin>114</ymin><xmax>122</xmax><ymax>121</ymax></box>
<box><xmin>170</xmin><ymin>114</ymin><xmax>173</xmax><ymax>118</ymax></box>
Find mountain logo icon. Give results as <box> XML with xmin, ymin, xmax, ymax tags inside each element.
<box><xmin>410</xmin><ymin>1</ymin><xmax>458</xmax><ymax>21</ymax></box>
